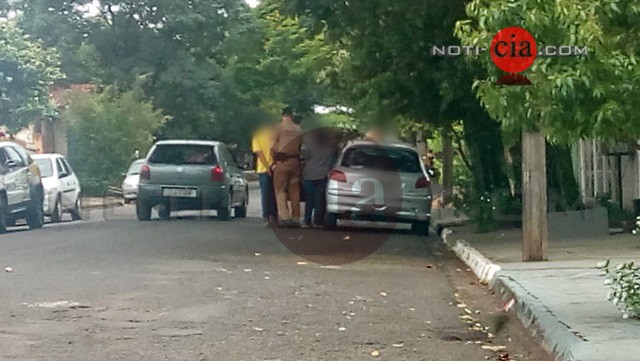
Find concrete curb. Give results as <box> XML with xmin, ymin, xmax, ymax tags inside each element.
<box><xmin>441</xmin><ymin>229</ymin><xmax>501</xmax><ymax>284</ymax></box>
<box><xmin>439</xmin><ymin>228</ymin><xmax>584</xmax><ymax>361</ymax></box>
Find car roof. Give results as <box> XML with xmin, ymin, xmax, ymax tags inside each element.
<box><xmin>0</xmin><ymin>141</ymin><xmax>28</xmax><ymax>148</ymax></box>
<box><xmin>344</xmin><ymin>139</ymin><xmax>417</xmax><ymax>150</ymax></box>
<box><xmin>154</xmin><ymin>140</ymin><xmax>221</xmax><ymax>146</ymax></box>
<box><xmin>31</xmin><ymin>153</ymin><xmax>64</xmax><ymax>159</ymax></box>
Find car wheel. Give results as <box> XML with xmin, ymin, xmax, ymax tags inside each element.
<box><xmin>158</xmin><ymin>203</ymin><xmax>171</xmax><ymax>220</ymax></box>
<box><xmin>234</xmin><ymin>192</ymin><xmax>248</xmax><ymax>219</ymax></box>
<box><xmin>218</xmin><ymin>193</ymin><xmax>232</xmax><ymax>221</ymax></box>
<box><xmin>71</xmin><ymin>197</ymin><xmax>82</xmax><ymax>221</ymax></box>
<box><xmin>51</xmin><ymin>196</ymin><xmax>62</xmax><ymax>223</ymax></box>
<box><xmin>411</xmin><ymin>220</ymin><xmax>430</xmax><ymax>237</ymax></box>
<box><xmin>0</xmin><ymin>195</ymin><xmax>8</xmax><ymax>234</ymax></box>
<box><xmin>26</xmin><ymin>191</ymin><xmax>44</xmax><ymax>230</ymax></box>
<box><xmin>325</xmin><ymin>213</ymin><xmax>339</xmax><ymax>230</ymax></box>
<box><xmin>136</xmin><ymin>199</ymin><xmax>152</xmax><ymax>221</ymax></box>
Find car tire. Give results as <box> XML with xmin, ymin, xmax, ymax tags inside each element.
<box><xmin>158</xmin><ymin>203</ymin><xmax>171</xmax><ymax>220</ymax></box>
<box><xmin>218</xmin><ymin>193</ymin><xmax>232</xmax><ymax>221</ymax></box>
<box><xmin>411</xmin><ymin>220</ymin><xmax>430</xmax><ymax>237</ymax></box>
<box><xmin>0</xmin><ymin>194</ymin><xmax>8</xmax><ymax>234</ymax></box>
<box><xmin>325</xmin><ymin>213</ymin><xmax>339</xmax><ymax>230</ymax></box>
<box><xmin>26</xmin><ymin>191</ymin><xmax>44</xmax><ymax>230</ymax></box>
<box><xmin>51</xmin><ymin>196</ymin><xmax>62</xmax><ymax>223</ymax></box>
<box><xmin>234</xmin><ymin>192</ymin><xmax>248</xmax><ymax>219</ymax></box>
<box><xmin>71</xmin><ymin>197</ymin><xmax>82</xmax><ymax>221</ymax></box>
<box><xmin>136</xmin><ymin>199</ymin><xmax>152</xmax><ymax>221</ymax></box>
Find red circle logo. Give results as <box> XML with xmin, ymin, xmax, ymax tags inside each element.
<box><xmin>490</xmin><ymin>26</ymin><xmax>537</xmax><ymax>73</ymax></box>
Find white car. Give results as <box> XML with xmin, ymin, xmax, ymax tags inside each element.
<box><xmin>32</xmin><ymin>154</ymin><xmax>82</xmax><ymax>222</ymax></box>
<box><xmin>122</xmin><ymin>159</ymin><xmax>145</xmax><ymax>203</ymax></box>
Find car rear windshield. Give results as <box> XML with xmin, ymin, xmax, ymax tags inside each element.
<box><xmin>341</xmin><ymin>146</ymin><xmax>422</xmax><ymax>173</ymax></box>
<box><xmin>148</xmin><ymin>144</ymin><xmax>217</xmax><ymax>165</ymax></box>
<box><xmin>34</xmin><ymin>158</ymin><xmax>54</xmax><ymax>178</ymax></box>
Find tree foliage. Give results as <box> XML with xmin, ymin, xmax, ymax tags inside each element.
<box><xmin>456</xmin><ymin>0</ymin><xmax>640</xmax><ymax>143</ymax></box>
<box><xmin>63</xmin><ymin>87</ymin><xmax>167</xmax><ymax>194</ymax></box>
<box><xmin>0</xmin><ymin>22</ymin><xmax>63</xmax><ymax>129</ymax></box>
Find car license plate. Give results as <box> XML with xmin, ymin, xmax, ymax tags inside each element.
<box><xmin>162</xmin><ymin>188</ymin><xmax>197</xmax><ymax>198</ymax></box>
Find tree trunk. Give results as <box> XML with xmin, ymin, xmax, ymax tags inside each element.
<box><xmin>522</xmin><ymin>130</ymin><xmax>548</xmax><ymax>261</ymax></box>
<box><xmin>442</xmin><ymin>123</ymin><xmax>454</xmax><ymax>203</ymax></box>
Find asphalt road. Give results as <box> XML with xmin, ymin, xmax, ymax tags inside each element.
<box><xmin>0</xmin><ymin>189</ymin><xmax>553</xmax><ymax>361</ymax></box>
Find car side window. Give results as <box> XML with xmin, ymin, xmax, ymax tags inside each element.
<box><xmin>62</xmin><ymin>158</ymin><xmax>75</xmax><ymax>175</ymax></box>
<box><xmin>3</xmin><ymin>147</ymin><xmax>25</xmax><ymax>168</ymax></box>
<box><xmin>219</xmin><ymin>146</ymin><xmax>239</xmax><ymax>169</ymax></box>
<box><xmin>0</xmin><ymin>149</ymin><xmax>9</xmax><ymax>174</ymax></box>
<box><xmin>56</xmin><ymin>158</ymin><xmax>69</xmax><ymax>177</ymax></box>
<box><xmin>12</xmin><ymin>146</ymin><xmax>33</xmax><ymax>165</ymax></box>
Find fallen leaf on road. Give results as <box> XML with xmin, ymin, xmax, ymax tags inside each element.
<box><xmin>154</xmin><ymin>328</ymin><xmax>203</xmax><ymax>337</ymax></box>
<box><xmin>502</xmin><ymin>298</ymin><xmax>516</xmax><ymax>312</ymax></box>
<box><xmin>370</xmin><ymin>350</ymin><xmax>380</xmax><ymax>357</ymax></box>
<box><xmin>481</xmin><ymin>345</ymin><xmax>507</xmax><ymax>352</ymax></box>
<box><xmin>321</xmin><ymin>265</ymin><xmax>342</xmax><ymax>270</ymax></box>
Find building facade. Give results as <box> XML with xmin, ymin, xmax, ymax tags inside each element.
<box><xmin>574</xmin><ymin>139</ymin><xmax>640</xmax><ymax>210</ymax></box>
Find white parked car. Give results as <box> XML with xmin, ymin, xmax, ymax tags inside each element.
<box><xmin>32</xmin><ymin>154</ymin><xmax>82</xmax><ymax>222</ymax></box>
<box><xmin>122</xmin><ymin>159</ymin><xmax>145</xmax><ymax>203</ymax></box>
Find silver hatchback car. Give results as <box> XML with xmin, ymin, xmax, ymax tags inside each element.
<box><xmin>137</xmin><ymin>140</ymin><xmax>248</xmax><ymax>221</ymax></box>
<box><xmin>325</xmin><ymin>141</ymin><xmax>432</xmax><ymax>235</ymax></box>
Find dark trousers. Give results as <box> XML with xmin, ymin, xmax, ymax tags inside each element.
<box><xmin>303</xmin><ymin>178</ymin><xmax>328</xmax><ymax>226</ymax></box>
<box><xmin>258</xmin><ymin>173</ymin><xmax>277</xmax><ymax>219</ymax></box>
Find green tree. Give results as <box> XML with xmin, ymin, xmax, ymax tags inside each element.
<box><xmin>7</xmin><ymin>0</ymin><xmax>259</xmax><ymax>145</ymax></box>
<box><xmin>455</xmin><ymin>0</ymin><xmax>640</xmax><ymax>142</ymax></box>
<box><xmin>63</xmin><ymin>87</ymin><xmax>167</xmax><ymax>194</ymax></box>
<box><xmin>0</xmin><ymin>22</ymin><xmax>63</xmax><ymax>129</ymax></box>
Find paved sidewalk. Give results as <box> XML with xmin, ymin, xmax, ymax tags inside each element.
<box><xmin>441</xmin><ymin>225</ymin><xmax>640</xmax><ymax>361</ymax></box>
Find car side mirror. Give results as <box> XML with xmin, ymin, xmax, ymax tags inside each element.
<box><xmin>5</xmin><ymin>160</ymin><xmax>19</xmax><ymax>168</ymax></box>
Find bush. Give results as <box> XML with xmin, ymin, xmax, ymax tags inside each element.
<box><xmin>453</xmin><ymin>189</ymin><xmax>521</xmax><ymax>232</ymax></box>
<box><xmin>597</xmin><ymin>260</ymin><xmax>640</xmax><ymax>319</ymax></box>
<box><xmin>63</xmin><ymin>87</ymin><xmax>167</xmax><ymax>196</ymax></box>
<box><xmin>597</xmin><ymin>196</ymin><xmax>635</xmax><ymax>229</ymax></box>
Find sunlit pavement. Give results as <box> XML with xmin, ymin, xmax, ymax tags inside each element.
<box><xmin>0</xmin><ymin>190</ymin><xmax>553</xmax><ymax>360</ymax></box>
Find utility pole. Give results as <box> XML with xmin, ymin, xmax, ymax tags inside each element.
<box><xmin>522</xmin><ymin>130</ymin><xmax>548</xmax><ymax>261</ymax></box>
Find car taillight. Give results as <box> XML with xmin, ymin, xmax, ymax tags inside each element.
<box><xmin>140</xmin><ymin>165</ymin><xmax>150</xmax><ymax>180</ymax></box>
<box><xmin>415</xmin><ymin>176</ymin><xmax>430</xmax><ymax>189</ymax></box>
<box><xmin>329</xmin><ymin>170</ymin><xmax>346</xmax><ymax>183</ymax></box>
<box><xmin>211</xmin><ymin>165</ymin><xmax>224</xmax><ymax>182</ymax></box>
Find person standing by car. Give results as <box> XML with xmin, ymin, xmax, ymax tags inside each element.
<box><xmin>302</xmin><ymin>129</ymin><xmax>336</xmax><ymax>228</ymax></box>
<box><xmin>252</xmin><ymin>119</ymin><xmax>278</xmax><ymax>226</ymax></box>
<box><xmin>271</xmin><ymin>106</ymin><xmax>303</xmax><ymax>228</ymax></box>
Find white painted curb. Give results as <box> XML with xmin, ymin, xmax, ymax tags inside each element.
<box><xmin>439</xmin><ymin>227</ymin><xmax>584</xmax><ymax>361</ymax></box>
<box><xmin>440</xmin><ymin>228</ymin><xmax>501</xmax><ymax>284</ymax></box>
